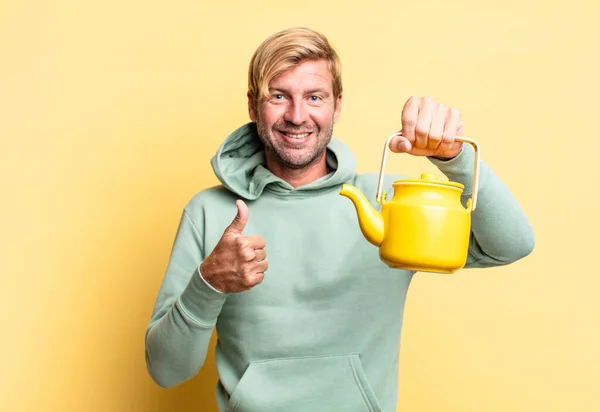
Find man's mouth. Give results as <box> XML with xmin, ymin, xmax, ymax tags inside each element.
<box><xmin>276</xmin><ymin>129</ymin><xmax>314</xmax><ymax>145</ymax></box>
<box><xmin>279</xmin><ymin>131</ymin><xmax>312</xmax><ymax>139</ymax></box>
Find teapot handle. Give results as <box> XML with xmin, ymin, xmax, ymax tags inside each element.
<box><xmin>375</xmin><ymin>132</ymin><xmax>480</xmax><ymax>211</ymax></box>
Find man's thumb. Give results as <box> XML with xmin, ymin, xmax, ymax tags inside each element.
<box><xmin>389</xmin><ymin>134</ymin><xmax>411</xmax><ymax>153</ymax></box>
<box><xmin>227</xmin><ymin>199</ymin><xmax>249</xmax><ymax>234</ymax></box>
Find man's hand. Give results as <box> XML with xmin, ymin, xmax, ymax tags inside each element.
<box><xmin>200</xmin><ymin>200</ymin><xmax>268</xmax><ymax>293</ymax></box>
<box><xmin>389</xmin><ymin>96</ymin><xmax>465</xmax><ymax>159</ymax></box>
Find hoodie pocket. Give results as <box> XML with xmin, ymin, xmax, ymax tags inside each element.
<box><xmin>227</xmin><ymin>353</ymin><xmax>381</xmax><ymax>412</ymax></box>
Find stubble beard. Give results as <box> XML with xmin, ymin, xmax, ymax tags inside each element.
<box><xmin>256</xmin><ymin>117</ymin><xmax>335</xmax><ymax>170</ymax></box>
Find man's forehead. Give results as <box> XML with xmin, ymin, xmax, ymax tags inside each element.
<box><xmin>268</xmin><ymin>60</ymin><xmax>333</xmax><ymax>91</ymax></box>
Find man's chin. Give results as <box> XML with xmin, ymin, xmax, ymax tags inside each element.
<box><xmin>278</xmin><ymin>157</ymin><xmax>313</xmax><ymax>170</ymax></box>
<box><xmin>277</xmin><ymin>150</ymin><xmax>327</xmax><ymax>170</ymax></box>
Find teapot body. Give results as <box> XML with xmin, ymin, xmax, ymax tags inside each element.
<box><xmin>339</xmin><ymin>133</ymin><xmax>481</xmax><ymax>274</ymax></box>
<box><xmin>380</xmin><ymin>179</ymin><xmax>471</xmax><ymax>273</ymax></box>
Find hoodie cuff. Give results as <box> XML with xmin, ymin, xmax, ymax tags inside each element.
<box><xmin>178</xmin><ymin>264</ymin><xmax>229</xmax><ymax>327</ymax></box>
<box><xmin>427</xmin><ymin>143</ymin><xmax>487</xmax><ymax>195</ymax></box>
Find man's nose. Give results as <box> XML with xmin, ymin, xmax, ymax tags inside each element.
<box><xmin>283</xmin><ymin>99</ymin><xmax>308</xmax><ymax>125</ymax></box>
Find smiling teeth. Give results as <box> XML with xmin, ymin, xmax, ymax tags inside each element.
<box><xmin>283</xmin><ymin>132</ymin><xmax>310</xmax><ymax>139</ymax></box>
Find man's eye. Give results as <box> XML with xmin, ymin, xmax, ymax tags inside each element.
<box><xmin>309</xmin><ymin>96</ymin><xmax>321</xmax><ymax>102</ymax></box>
<box><xmin>274</xmin><ymin>94</ymin><xmax>284</xmax><ymax>100</ymax></box>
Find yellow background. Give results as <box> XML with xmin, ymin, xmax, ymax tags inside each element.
<box><xmin>2</xmin><ymin>0</ymin><xmax>598</xmax><ymax>411</ymax></box>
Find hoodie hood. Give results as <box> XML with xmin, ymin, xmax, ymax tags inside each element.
<box><xmin>210</xmin><ymin>122</ymin><xmax>356</xmax><ymax>200</ymax></box>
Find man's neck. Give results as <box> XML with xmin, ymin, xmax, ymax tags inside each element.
<box><xmin>266</xmin><ymin>154</ymin><xmax>331</xmax><ymax>188</ymax></box>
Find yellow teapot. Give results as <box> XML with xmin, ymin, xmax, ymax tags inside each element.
<box><xmin>340</xmin><ymin>133</ymin><xmax>480</xmax><ymax>274</ymax></box>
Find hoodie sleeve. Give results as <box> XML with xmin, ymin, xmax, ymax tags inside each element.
<box><xmin>145</xmin><ymin>209</ymin><xmax>229</xmax><ymax>388</ymax></box>
<box><xmin>428</xmin><ymin>144</ymin><xmax>535</xmax><ymax>268</ymax></box>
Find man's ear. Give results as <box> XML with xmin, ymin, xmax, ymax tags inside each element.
<box><xmin>333</xmin><ymin>93</ymin><xmax>343</xmax><ymax>124</ymax></box>
<box><xmin>247</xmin><ymin>92</ymin><xmax>257</xmax><ymax>122</ymax></box>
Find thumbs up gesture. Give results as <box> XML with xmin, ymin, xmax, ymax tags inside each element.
<box><xmin>200</xmin><ymin>200</ymin><xmax>268</xmax><ymax>293</ymax></box>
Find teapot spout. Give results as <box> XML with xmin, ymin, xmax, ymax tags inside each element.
<box><xmin>340</xmin><ymin>184</ymin><xmax>384</xmax><ymax>246</ymax></box>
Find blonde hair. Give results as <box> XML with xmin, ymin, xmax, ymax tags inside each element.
<box><xmin>248</xmin><ymin>27</ymin><xmax>343</xmax><ymax>103</ymax></box>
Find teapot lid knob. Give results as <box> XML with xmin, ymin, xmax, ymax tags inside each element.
<box><xmin>421</xmin><ymin>173</ymin><xmax>438</xmax><ymax>180</ymax></box>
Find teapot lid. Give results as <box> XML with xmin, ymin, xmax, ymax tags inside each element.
<box><xmin>394</xmin><ymin>173</ymin><xmax>464</xmax><ymax>189</ymax></box>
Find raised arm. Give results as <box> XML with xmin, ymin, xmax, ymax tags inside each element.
<box><xmin>429</xmin><ymin>144</ymin><xmax>535</xmax><ymax>267</ymax></box>
<box><xmin>145</xmin><ymin>199</ymin><xmax>269</xmax><ymax>388</ymax></box>
<box><xmin>389</xmin><ymin>95</ymin><xmax>535</xmax><ymax>268</ymax></box>
<box><xmin>145</xmin><ymin>210</ymin><xmax>227</xmax><ymax>388</ymax></box>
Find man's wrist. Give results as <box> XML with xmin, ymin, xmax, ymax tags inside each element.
<box><xmin>430</xmin><ymin>144</ymin><xmax>464</xmax><ymax>161</ymax></box>
<box><xmin>198</xmin><ymin>262</ymin><xmax>227</xmax><ymax>294</ymax></box>
<box><xmin>430</xmin><ymin>155</ymin><xmax>455</xmax><ymax>161</ymax></box>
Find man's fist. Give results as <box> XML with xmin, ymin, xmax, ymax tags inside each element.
<box><xmin>200</xmin><ymin>200</ymin><xmax>268</xmax><ymax>293</ymax></box>
<box><xmin>389</xmin><ymin>96</ymin><xmax>465</xmax><ymax>159</ymax></box>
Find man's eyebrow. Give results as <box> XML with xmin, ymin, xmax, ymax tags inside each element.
<box><xmin>306</xmin><ymin>88</ymin><xmax>330</xmax><ymax>95</ymax></box>
<box><xmin>267</xmin><ymin>87</ymin><xmax>331</xmax><ymax>95</ymax></box>
<box><xmin>268</xmin><ymin>87</ymin><xmax>288</xmax><ymax>94</ymax></box>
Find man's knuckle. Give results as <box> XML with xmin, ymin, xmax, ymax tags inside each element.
<box><xmin>429</xmin><ymin>131</ymin><xmax>442</xmax><ymax>140</ymax></box>
<box><xmin>415</xmin><ymin>126</ymin><xmax>427</xmax><ymax>136</ymax></box>
<box><xmin>241</xmin><ymin>249</ymin><xmax>254</xmax><ymax>261</ymax></box>
<box><xmin>242</xmin><ymin>273</ymin><xmax>254</xmax><ymax>287</ymax></box>
<box><xmin>401</xmin><ymin>115</ymin><xmax>415</xmax><ymax>126</ymax></box>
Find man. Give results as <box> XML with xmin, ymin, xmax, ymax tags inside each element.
<box><xmin>145</xmin><ymin>27</ymin><xmax>535</xmax><ymax>411</ymax></box>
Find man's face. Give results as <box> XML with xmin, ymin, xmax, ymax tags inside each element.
<box><xmin>249</xmin><ymin>59</ymin><xmax>342</xmax><ymax>170</ymax></box>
